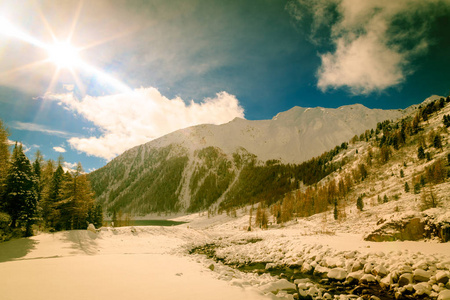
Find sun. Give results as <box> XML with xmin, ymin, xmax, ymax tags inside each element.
<box><xmin>47</xmin><ymin>41</ymin><xmax>81</xmax><ymax>69</ymax></box>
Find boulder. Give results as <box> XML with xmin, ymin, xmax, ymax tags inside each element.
<box><xmin>313</xmin><ymin>265</ymin><xmax>330</xmax><ymax>277</ymax></box>
<box><xmin>413</xmin><ymin>282</ymin><xmax>431</xmax><ymax>296</ymax></box>
<box><xmin>380</xmin><ymin>273</ymin><xmax>393</xmax><ymax>288</ymax></box>
<box><xmin>301</xmin><ymin>262</ymin><xmax>313</xmax><ymax>274</ymax></box>
<box><xmin>373</xmin><ymin>265</ymin><xmax>389</xmax><ymax>277</ymax></box>
<box><xmin>438</xmin><ymin>289</ymin><xmax>450</xmax><ymax>300</ymax></box>
<box><xmin>360</xmin><ymin>274</ymin><xmax>377</xmax><ymax>284</ymax></box>
<box><xmin>398</xmin><ymin>273</ymin><xmax>413</xmax><ymax>287</ymax></box>
<box><xmin>414</xmin><ymin>269</ymin><xmax>431</xmax><ymax>282</ymax></box>
<box><xmin>351</xmin><ymin>261</ymin><xmax>364</xmax><ymax>272</ymax></box>
<box><xmin>436</xmin><ymin>271</ymin><xmax>449</xmax><ymax>284</ymax></box>
<box><xmin>347</xmin><ymin>271</ymin><xmax>364</xmax><ymax>284</ymax></box>
<box><xmin>87</xmin><ymin>223</ymin><xmax>96</xmax><ymax>233</ymax></box>
<box><xmin>327</xmin><ymin>268</ymin><xmax>347</xmax><ymax>281</ymax></box>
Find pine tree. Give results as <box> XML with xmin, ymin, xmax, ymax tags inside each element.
<box><xmin>417</xmin><ymin>146</ymin><xmax>425</xmax><ymax>160</ymax></box>
<box><xmin>433</xmin><ymin>135</ymin><xmax>442</xmax><ymax>150</ymax></box>
<box><xmin>404</xmin><ymin>182</ymin><xmax>410</xmax><ymax>193</ymax></box>
<box><xmin>333</xmin><ymin>200</ymin><xmax>338</xmax><ymax>220</ymax></box>
<box><xmin>0</xmin><ymin>119</ymin><xmax>10</xmax><ymax>199</ymax></box>
<box><xmin>3</xmin><ymin>143</ymin><xmax>37</xmax><ymax>235</ymax></box>
<box><xmin>356</xmin><ymin>195</ymin><xmax>364</xmax><ymax>211</ymax></box>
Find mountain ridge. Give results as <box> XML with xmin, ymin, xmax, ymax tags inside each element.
<box><xmin>89</xmin><ymin>102</ymin><xmax>416</xmax><ymax>216</ymax></box>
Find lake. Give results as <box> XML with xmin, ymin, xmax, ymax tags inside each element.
<box><xmin>106</xmin><ymin>220</ymin><xmax>187</xmax><ymax>227</ymax></box>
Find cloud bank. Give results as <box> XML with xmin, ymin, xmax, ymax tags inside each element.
<box><xmin>287</xmin><ymin>0</ymin><xmax>449</xmax><ymax>95</ymax></box>
<box><xmin>46</xmin><ymin>88</ymin><xmax>244</xmax><ymax>160</ymax></box>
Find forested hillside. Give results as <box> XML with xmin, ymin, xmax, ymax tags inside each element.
<box><xmin>89</xmin><ymin>104</ymin><xmax>404</xmax><ymax>217</ymax></box>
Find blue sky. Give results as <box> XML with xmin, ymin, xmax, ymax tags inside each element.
<box><xmin>0</xmin><ymin>0</ymin><xmax>450</xmax><ymax>171</ymax></box>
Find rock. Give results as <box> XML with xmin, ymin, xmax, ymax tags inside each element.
<box><xmin>322</xmin><ymin>292</ymin><xmax>332</xmax><ymax>300</ymax></box>
<box><xmin>301</xmin><ymin>262</ymin><xmax>313</xmax><ymax>274</ymax></box>
<box><xmin>324</xmin><ymin>257</ymin><xmax>339</xmax><ymax>268</ymax></box>
<box><xmin>373</xmin><ymin>265</ymin><xmax>388</xmax><ymax>277</ymax></box>
<box><xmin>351</xmin><ymin>261</ymin><xmax>364</xmax><ymax>272</ymax></box>
<box><xmin>307</xmin><ymin>286</ymin><xmax>319</xmax><ymax>296</ymax></box>
<box><xmin>328</xmin><ymin>268</ymin><xmax>348</xmax><ymax>281</ymax></box>
<box><xmin>380</xmin><ymin>273</ymin><xmax>393</xmax><ymax>288</ymax></box>
<box><xmin>345</xmin><ymin>251</ymin><xmax>357</xmax><ymax>259</ymax></box>
<box><xmin>314</xmin><ymin>265</ymin><xmax>330</xmax><ymax>277</ymax></box>
<box><xmin>347</xmin><ymin>271</ymin><xmax>364</xmax><ymax>284</ymax></box>
<box><xmin>413</xmin><ymin>282</ymin><xmax>431</xmax><ymax>296</ymax></box>
<box><xmin>399</xmin><ymin>265</ymin><xmax>413</xmax><ymax>274</ymax></box>
<box><xmin>87</xmin><ymin>223</ymin><xmax>96</xmax><ymax>233</ymax></box>
<box><xmin>294</xmin><ymin>278</ymin><xmax>311</xmax><ymax>285</ymax></box>
<box><xmin>398</xmin><ymin>273</ymin><xmax>413</xmax><ymax>287</ymax></box>
<box><xmin>437</xmin><ymin>271</ymin><xmax>450</xmax><ymax>284</ymax></box>
<box><xmin>360</xmin><ymin>274</ymin><xmax>377</xmax><ymax>284</ymax></box>
<box><xmin>414</xmin><ymin>269</ymin><xmax>431</xmax><ymax>282</ymax></box>
<box><xmin>364</xmin><ymin>262</ymin><xmax>375</xmax><ymax>274</ymax></box>
<box><xmin>438</xmin><ymin>289</ymin><xmax>450</xmax><ymax>300</ymax></box>
<box><xmin>259</xmin><ymin>279</ymin><xmax>297</xmax><ymax>293</ymax></box>
<box><xmin>265</xmin><ymin>263</ymin><xmax>277</xmax><ymax>270</ymax></box>
<box><xmin>370</xmin><ymin>296</ymin><xmax>381</xmax><ymax>300</ymax></box>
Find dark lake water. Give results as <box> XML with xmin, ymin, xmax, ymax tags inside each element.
<box><xmin>107</xmin><ymin>220</ymin><xmax>187</xmax><ymax>227</ymax></box>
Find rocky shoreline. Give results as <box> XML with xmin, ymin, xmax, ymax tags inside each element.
<box><xmin>189</xmin><ymin>239</ymin><xmax>450</xmax><ymax>300</ymax></box>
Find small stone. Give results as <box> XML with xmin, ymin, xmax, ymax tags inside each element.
<box><xmin>322</xmin><ymin>292</ymin><xmax>332</xmax><ymax>300</ymax></box>
<box><xmin>414</xmin><ymin>269</ymin><xmax>431</xmax><ymax>282</ymax></box>
<box><xmin>398</xmin><ymin>273</ymin><xmax>413</xmax><ymax>287</ymax></box>
<box><xmin>438</xmin><ymin>289</ymin><xmax>450</xmax><ymax>300</ymax></box>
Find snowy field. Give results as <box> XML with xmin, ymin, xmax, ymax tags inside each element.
<box><xmin>0</xmin><ymin>226</ymin><xmax>272</xmax><ymax>300</ymax></box>
<box><xmin>2</xmin><ymin>210</ymin><xmax>449</xmax><ymax>300</ymax></box>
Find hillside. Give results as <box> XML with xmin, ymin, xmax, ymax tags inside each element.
<box><xmin>89</xmin><ymin>104</ymin><xmax>402</xmax><ymax>216</ymax></box>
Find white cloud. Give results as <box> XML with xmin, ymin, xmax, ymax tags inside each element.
<box><xmin>46</xmin><ymin>88</ymin><xmax>245</xmax><ymax>160</ymax></box>
<box><xmin>11</xmin><ymin>121</ymin><xmax>75</xmax><ymax>138</ymax></box>
<box><xmin>288</xmin><ymin>0</ymin><xmax>449</xmax><ymax>94</ymax></box>
<box><xmin>63</xmin><ymin>161</ymin><xmax>77</xmax><ymax>169</ymax></box>
<box><xmin>53</xmin><ymin>146</ymin><xmax>66</xmax><ymax>153</ymax></box>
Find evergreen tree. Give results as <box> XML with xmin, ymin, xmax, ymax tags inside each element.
<box><xmin>0</xmin><ymin>119</ymin><xmax>10</xmax><ymax>199</ymax></box>
<box><xmin>417</xmin><ymin>146</ymin><xmax>425</xmax><ymax>160</ymax></box>
<box><xmin>333</xmin><ymin>200</ymin><xmax>338</xmax><ymax>220</ymax></box>
<box><xmin>55</xmin><ymin>163</ymin><xmax>96</xmax><ymax>230</ymax></box>
<box><xmin>433</xmin><ymin>135</ymin><xmax>442</xmax><ymax>150</ymax></box>
<box><xmin>356</xmin><ymin>195</ymin><xmax>364</xmax><ymax>211</ymax></box>
<box><xmin>404</xmin><ymin>182</ymin><xmax>410</xmax><ymax>193</ymax></box>
<box><xmin>3</xmin><ymin>143</ymin><xmax>37</xmax><ymax>235</ymax></box>
<box><xmin>45</xmin><ymin>161</ymin><xmax>65</xmax><ymax>228</ymax></box>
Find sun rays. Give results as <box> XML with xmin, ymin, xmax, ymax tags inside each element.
<box><xmin>0</xmin><ymin>1</ymin><xmax>131</xmax><ymax>96</ymax></box>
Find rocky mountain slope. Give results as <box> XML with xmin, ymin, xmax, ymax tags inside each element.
<box><xmin>89</xmin><ymin>103</ymin><xmax>403</xmax><ymax>216</ymax></box>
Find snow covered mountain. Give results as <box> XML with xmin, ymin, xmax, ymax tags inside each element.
<box><xmin>89</xmin><ymin>104</ymin><xmax>403</xmax><ymax>216</ymax></box>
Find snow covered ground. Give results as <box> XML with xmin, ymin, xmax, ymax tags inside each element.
<box><xmin>1</xmin><ymin>208</ymin><xmax>449</xmax><ymax>300</ymax></box>
<box><xmin>0</xmin><ymin>226</ymin><xmax>272</xmax><ymax>300</ymax></box>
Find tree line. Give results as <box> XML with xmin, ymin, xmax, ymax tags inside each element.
<box><xmin>0</xmin><ymin>120</ymin><xmax>101</xmax><ymax>241</ymax></box>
